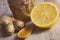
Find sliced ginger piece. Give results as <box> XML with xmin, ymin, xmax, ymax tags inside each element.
<box><xmin>17</xmin><ymin>28</ymin><xmax>32</xmax><ymax>38</ymax></box>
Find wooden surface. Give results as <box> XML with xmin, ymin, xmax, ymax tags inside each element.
<box><xmin>0</xmin><ymin>0</ymin><xmax>60</xmax><ymax>40</ymax></box>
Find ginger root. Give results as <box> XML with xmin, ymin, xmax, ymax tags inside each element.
<box><xmin>12</xmin><ymin>17</ymin><xmax>24</xmax><ymax>32</ymax></box>
<box><xmin>0</xmin><ymin>15</ymin><xmax>15</xmax><ymax>35</ymax></box>
<box><xmin>0</xmin><ymin>15</ymin><xmax>12</xmax><ymax>24</ymax></box>
<box><xmin>0</xmin><ymin>15</ymin><xmax>24</xmax><ymax>35</ymax></box>
<box><xmin>7</xmin><ymin>23</ymin><xmax>15</xmax><ymax>34</ymax></box>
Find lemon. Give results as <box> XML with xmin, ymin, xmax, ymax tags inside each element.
<box><xmin>30</xmin><ymin>2</ymin><xmax>59</xmax><ymax>28</ymax></box>
<box><xmin>17</xmin><ymin>28</ymin><xmax>32</xmax><ymax>38</ymax></box>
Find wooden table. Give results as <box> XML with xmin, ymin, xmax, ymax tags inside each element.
<box><xmin>0</xmin><ymin>0</ymin><xmax>60</xmax><ymax>40</ymax></box>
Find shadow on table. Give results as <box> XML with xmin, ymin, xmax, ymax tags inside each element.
<box><xmin>0</xmin><ymin>28</ymin><xmax>11</xmax><ymax>37</ymax></box>
<box><xmin>25</xmin><ymin>21</ymin><xmax>50</xmax><ymax>34</ymax></box>
<box><xmin>14</xmin><ymin>35</ymin><xmax>25</xmax><ymax>40</ymax></box>
<box><xmin>32</xmin><ymin>26</ymin><xmax>50</xmax><ymax>34</ymax></box>
<box><xmin>0</xmin><ymin>24</ymin><xmax>12</xmax><ymax>37</ymax></box>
